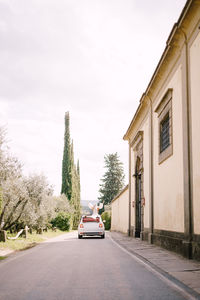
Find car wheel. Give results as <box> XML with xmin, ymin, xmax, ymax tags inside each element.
<box><xmin>101</xmin><ymin>234</ymin><xmax>105</xmax><ymax>239</ymax></box>
<box><xmin>78</xmin><ymin>234</ymin><xmax>82</xmax><ymax>239</ymax></box>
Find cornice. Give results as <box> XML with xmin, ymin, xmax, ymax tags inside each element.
<box><xmin>123</xmin><ymin>0</ymin><xmax>196</xmax><ymax>141</ymax></box>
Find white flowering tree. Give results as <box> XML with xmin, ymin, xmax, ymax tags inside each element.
<box><xmin>14</xmin><ymin>180</ymin><xmax>72</xmax><ymax>231</ymax></box>
<box><xmin>0</xmin><ymin>127</ymin><xmax>24</xmax><ymax>230</ymax></box>
<box><xmin>0</xmin><ymin>177</ymin><xmax>29</xmax><ymax>230</ymax></box>
<box><xmin>23</xmin><ymin>174</ymin><xmax>53</xmax><ymax>229</ymax></box>
<box><xmin>54</xmin><ymin>193</ymin><xmax>73</xmax><ymax>214</ymax></box>
<box><xmin>0</xmin><ymin>127</ymin><xmax>73</xmax><ymax>232</ymax></box>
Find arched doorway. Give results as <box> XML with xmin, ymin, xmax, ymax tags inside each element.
<box><xmin>135</xmin><ymin>156</ymin><xmax>142</xmax><ymax>238</ymax></box>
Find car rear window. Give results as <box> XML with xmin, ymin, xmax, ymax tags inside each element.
<box><xmin>82</xmin><ymin>216</ymin><xmax>100</xmax><ymax>223</ymax></box>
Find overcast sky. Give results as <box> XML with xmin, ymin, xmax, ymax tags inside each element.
<box><xmin>0</xmin><ymin>0</ymin><xmax>186</xmax><ymax>200</ymax></box>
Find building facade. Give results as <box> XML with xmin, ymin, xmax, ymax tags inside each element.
<box><xmin>123</xmin><ymin>0</ymin><xmax>200</xmax><ymax>260</ymax></box>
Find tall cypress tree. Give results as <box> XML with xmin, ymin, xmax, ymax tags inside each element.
<box><xmin>70</xmin><ymin>140</ymin><xmax>75</xmax><ymax>206</ymax></box>
<box><xmin>70</xmin><ymin>142</ymin><xmax>81</xmax><ymax>228</ymax></box>
<box><xmin>76</xmin><ymin>159</ymin><xmax>81</xmax><ymax>224</ymax></box>
<box><xmin>61</xmin><ymin>112</ymin><xmax>72</xmax><ymax>200</ymax></box>
<box><xmin>77</xmin><ymin>159</ymin><xmax>80</xmax><ymax>177</ymax></box>
<box><xmin>61</xmin><ymin>112</ymin><xmax>81</xmax><ymax>228</ymax></box>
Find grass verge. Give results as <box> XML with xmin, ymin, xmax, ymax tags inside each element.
<box><xmin>0</xmin><ymin>230</ymin><xmax>68</xmax><ymax>253</ymax></box>
<box><xmin>0</xmin><ymin>256</ymin><xmax>7</xmax><ymax>260</ymax></box>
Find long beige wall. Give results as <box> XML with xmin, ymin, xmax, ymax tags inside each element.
<box><xmin>190</xmin><ymin>31</ymin><xmax>200</xmax><ymax>235</ymax></box>
<box><xmin>111</xmin><ymin>187</ymin><xmax>129</xmax><ymax>233</ymax></box>
<box><xmin>153</xmin><ymin>65</ymin><xmax>184</xmax><ymax>232</ymax></box>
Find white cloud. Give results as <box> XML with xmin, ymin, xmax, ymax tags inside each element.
<box><xmin>0</xmin><ymin>0</ymin><xmax>186</xmax><ymax>199</ymax></box>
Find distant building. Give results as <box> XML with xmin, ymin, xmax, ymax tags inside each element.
<box><xmin>113</xmin><ymin>0</ymin><xmax>200</xmax><ymax>260</ymax></box>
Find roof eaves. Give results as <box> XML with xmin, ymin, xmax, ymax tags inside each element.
<box><xmin>123</xmin><ymin>94</ymin><xmax>146</xmax><ymax>140</ymax></box>
<box><xmin>124</xmin><ymin>0</ymin><xmax>193</xmax><ymax>141</ymax></box>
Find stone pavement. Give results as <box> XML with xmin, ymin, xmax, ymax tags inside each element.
<box><xmin>110</xmin><ymin>231</ymin><xmax>200</xmax><ymax>299</ymax></box>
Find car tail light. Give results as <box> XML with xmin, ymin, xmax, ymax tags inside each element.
<box><xmin>99</xmin><ymin>223</ymin><xmax>103</xmax><ymax>228</ymax></box>
<box><xmin>80</xmin><ymin>224</ymin><xmax>84</xmax><ymax>228</ymax></box>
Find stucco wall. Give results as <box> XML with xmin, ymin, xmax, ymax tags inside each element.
<box><xmin>111</xmin><ymin>186</ymin><xmax>129</xmax><ymax>233</ymax></box>
<box><xmin>190</xmin><ymin>31</ymin><xmax>200</xmax><ymax>235</ymax></box>
<box><xmin>153</xmin><ymin>65</ymin><xmax>184</xmax><ymax>232</ymax></box>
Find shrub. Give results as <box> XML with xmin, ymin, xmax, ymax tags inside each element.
<box><xmin>51</xmin><ymin>212</ymin><xmax>71</xmax><ymax>231</ymax></box>
<box><xmin>101</xmin><ymin>211</ymin><xmax>111</xmax><ymax>230</ymax></box>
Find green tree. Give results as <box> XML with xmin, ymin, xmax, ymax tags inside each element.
<box><xmin>77</xmin><ymin>159</ymin><xmax>81</xmax><ymax>219</ymax></box>
<box><xmin>98</xmin><ymin>153</ymin><xmax>125</xmax><ymax>205</ymax></box>
<box><xmin>101</xmin><ymin>211</ymin><xmax>111</xmax><ymax>230</ymax></box>
<box><xmin>51</xmin><ymin>212</ymin><xmax>71</xmax><ymax>231</ymax></box>
<box><xmin>70</xmin><ymin>142</ymin><xmax>81</xmax><ymax>228</ymax></box>
<box><xmin>74</xmin><ymin>159</ymin><xmax>81</xmax><ymax>226</ymax></box>
<box><xmin>61</xmin><ymin>112</ymin><xmax>72</xmax><ymax>200</ymax></box>
<box><xmin>61</xmin><ymin>113</ymin><xmax>81</xmax><ymax>228</ymax></box>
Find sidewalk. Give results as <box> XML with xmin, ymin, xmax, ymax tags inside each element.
<box><xmin>110</xmin><ymin>231</ymin><xmax>200</xmax><ymax>299</ymax></box>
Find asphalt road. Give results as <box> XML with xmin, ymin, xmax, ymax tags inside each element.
<box><xmin>0</xmin><ymin>232</ymin><xmax>186</xmax><ymax>300</ymax></box>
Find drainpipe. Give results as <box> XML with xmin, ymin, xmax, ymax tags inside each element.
<box><xmin>179</xmin><ymin>27</ymin><xmax>193</xmax><ymax>257</ymax></box>
<box><xmin>128</xmin><ymin>141</ymin><xmax>132</xmax><ymax>236</ymax></box>
<box><xmin>146</xmin><ymin>94</ymin><xmax>154</xmax><ymax>243</ymax></box>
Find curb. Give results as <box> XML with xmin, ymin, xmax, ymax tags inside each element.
<box><xmin>109</xmin><ymin>234</ymin><xmax>200</xmax><ymax>300</ymax></box>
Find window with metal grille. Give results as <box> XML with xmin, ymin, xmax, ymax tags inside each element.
<box><xmin>160</xmin><ymin>113</ymin><xmax>170</xmax><ymax>153</ymax></box>
<box><xmin>155</xmin><ymin>88</ymin><xmax>173</xmax><ymax>164</ymax></box>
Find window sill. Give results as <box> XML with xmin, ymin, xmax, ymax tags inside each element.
<box><xmin>158</xmin><ymin>144</ymin><xmax>173</xmax><ymax>164</ymax></box>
